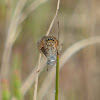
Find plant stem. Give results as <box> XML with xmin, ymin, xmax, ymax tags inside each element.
<box><xmin>55</xmin><ymin>52</ymin><xmax>59</xmax><ymax>100</ymax></box>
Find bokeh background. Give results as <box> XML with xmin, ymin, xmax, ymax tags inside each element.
<box><xmin>0</xmin><ymin>0</ymin><xmax>100</xmax><ymax>100</ymax></box>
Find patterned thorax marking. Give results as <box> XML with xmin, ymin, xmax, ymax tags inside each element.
<box><xmin>37</xmin><ymin>36</ymin><xmax>58</xmax><ymax>66</ymax></box>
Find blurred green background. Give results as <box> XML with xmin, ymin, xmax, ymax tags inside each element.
<box><xmin>0</xmin><ymin>0</ymin><xmax>100</xmax><ymax>100</ymax></box>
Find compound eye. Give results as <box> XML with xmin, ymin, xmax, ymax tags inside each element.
<box><xmin>53</xmin><ymin>39</ymin><xmax>54</xmax><ymax>41</ymax></box>
<box><xmin>48</xmin><ymin>38</ymin><xmax>50</xmax><ymax>40</ymax></box>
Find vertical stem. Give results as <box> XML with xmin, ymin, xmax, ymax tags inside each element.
<box><xmin>55</xmin><ymin>52</ymin><xmax>59</xmax><ymax>100</ymax></box>
<box><xmin>33</xmin><ymin>54</ymin><xmax>41</xmax><ymax>100</ymax></box>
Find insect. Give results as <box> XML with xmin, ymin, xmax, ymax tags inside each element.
<box><xmin>37</xmin><ymin>36</ymin><xmax>58</xmax><ymax>68</ymax></box>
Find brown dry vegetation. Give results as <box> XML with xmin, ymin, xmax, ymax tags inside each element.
<box><xmin>0</xmin><ymin>0</ymin><xmax>100</xmax><ymax>100</ymax></box>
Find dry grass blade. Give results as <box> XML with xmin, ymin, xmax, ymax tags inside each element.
<box><xmin>0</xmin><ymin>0</ymin><xmax>27</xmax><ymax>80</ymax></box>
<box><xmin>1</xmin><ymin>0</ymin><xmax>48</xmax><ymax>80</ymax></box>
<box><xmin>0</xmin><ymin>0</ymin><xmax>27</xmax><ymax>99</ymax></box>
<box><xmin>0</xmin><ymin>1</ymin><xmax>27</xmax><ymax>100</ymax></box>
<box><xmin>21</xmin><ymin>59</ymin><xmax>46</xmax><ymax>95</ymax></box>
<box><xmin>1</xmin><ymin>0</ymin><xmax>49</xmax><ymax>100</ymax></box>
<box><xmin>46</xmin><ymin>0</ymin><xmax>60</xmax><ymax>36</ymax></box>
<box><xmin>38</xmin><ymin>36</ymin><xmax>100</xmax><ymax>100</ymax></box>
<box><xmin>33</xmin><ymin>0</ymin><xmax>60</xmax><ymax>100</ymax></box>
<box><xmin>11</xmin><ymin>59</ymin><xmax>46</xmax><ymax>100</ymax></box>
<box><xmin>33</xmin><ymin>54</ymin><xmax>41</xmax><ymax>100</ymax></box>
<box><xmin>19</xmin><ymin>0</ymin><xmax>48</xmax><ymax>24</ymax></box>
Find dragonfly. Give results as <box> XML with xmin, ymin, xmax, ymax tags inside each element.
<box><xmin>37</xmin><ymin>36</ymin><xmax>58</xmax><ymax>68</ymax></box>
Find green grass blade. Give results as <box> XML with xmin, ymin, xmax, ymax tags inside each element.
<box><xmin>55</xmin><ymin>52</ymin><xmax>59</xmax><ymax>100</ymax></box>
